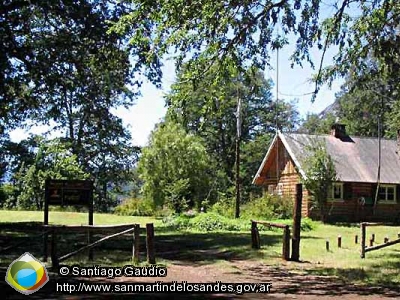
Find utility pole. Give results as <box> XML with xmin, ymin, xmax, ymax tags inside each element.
<box><xmin>235</xmin><ymin>85</ymin><xmax>241</xmax><ymax>219</ymax></box>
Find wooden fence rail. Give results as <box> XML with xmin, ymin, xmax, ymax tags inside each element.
<box><xmin>44</xmin><ymin>223</ymin><xmax>155</xmax><ymax>268</ymax></box>
<box><xmin>360</xmin><ymin>222</ymin><xmax>400</xmax><ymax>258</ymax></box>
<box><xmin>251</xmin><ymin>220</ymin><xmax>291</xmax><ymax>261</ymax></box>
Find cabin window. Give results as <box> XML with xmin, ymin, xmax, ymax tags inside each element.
<box><xmin>329</xmin><ymin>183</ymin><xmax>343</xmax><ymax>201</ymax></box>
<box><xmin>276</xmin><ymin>183</ymin><xmax>283</xmax><ymax>196</ymax></box>
<box><xmin>378</xmin><ymin>185</ymin><xmax>396</xmax><ymax>203</ymax></box>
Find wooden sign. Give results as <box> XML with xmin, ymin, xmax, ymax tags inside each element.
<box><xmin>45</xmin><ymin>179</ymin><xmax>93</xmax><ymax>206</ymax></box>
<box><xmin>43</xmin><ymin>179</ymin><xmax>94</xmax><ymax>263</ymax></box>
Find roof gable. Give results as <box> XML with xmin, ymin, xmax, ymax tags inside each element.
<box><xmin>254</xmin><ymin>132</ymin><xmax>400</xmax><ymax>184</ymax></box>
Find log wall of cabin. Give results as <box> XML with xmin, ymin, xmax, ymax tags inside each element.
<box><xmin>273</xmin><ymin>139</ymin><xmax>310</xmax><ymax>217</ymax></box>
<box><xmin>313</xmin><ymin>182</ymin><xmax>400</xmax><ymax>222</ymax></box>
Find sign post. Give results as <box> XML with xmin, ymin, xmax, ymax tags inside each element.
<box><xmin>43</xmin><ymin>179</ymin><xmax>94</xmax><ymax>262</ymax></box>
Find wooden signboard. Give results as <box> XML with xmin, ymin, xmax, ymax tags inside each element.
<box><xmin>45</xmin><ymin>179</ymin><xmax>93</xmax><ymax>206</ymax></box>
<box><xmin>43</xmin><ymin>179</ymin><xmax>94</xmax><ymax>262</ymax></box>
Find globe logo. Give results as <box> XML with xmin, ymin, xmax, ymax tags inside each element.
<box><xmin>5</xmin><ymin>252</ymin><xmax>49</xmax><ymax>295</ymax></box>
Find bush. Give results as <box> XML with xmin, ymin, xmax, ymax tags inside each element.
<box><xmin>0</xmin><ymin>184</ymin><xmax>16</xmax><ymax>209</ymax></box>
<box><xmin>241</xmin><ymin>194</ymin><xmax>293</xmax><ymax>220</ymax></box>
<box><xmin>163</xmin><ymin>212</ymin><xmax>247</xmax><ymax>231</ymax></box>
<box><xmin>260</xmin><ymin>217</ymin><xmax>317</xmax><ymax>232</ymax></box>
<box><xmin>114</xmin><ymin>198</ymin><xmax>154</xmax><ymax>216</ymax></box>
<box><xmin>162</xmin><ymin>212</ymin><xmax>317</xmax><ymax>233</ymax></box>
<box><xmin>210</xmin><ymin>194</ymin><xmax>235</xmax><ymax>217</ymax></box>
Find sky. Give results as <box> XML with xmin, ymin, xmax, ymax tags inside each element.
<box><xmin>9</xmin><ymin>23</ymin><xmax>344</xmax><ymax>147</ymax></box>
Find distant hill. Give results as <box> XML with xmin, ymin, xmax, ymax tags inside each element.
<box><xmin>318</xmin><ymin>99</ymin><xmax>340</xmax><ymax>119</ymax></box>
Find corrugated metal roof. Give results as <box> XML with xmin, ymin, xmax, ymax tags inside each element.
<box><xmin>282</xmin><ymin>133</ymin><xmax>400</xmax><ymax>184</ymax></box>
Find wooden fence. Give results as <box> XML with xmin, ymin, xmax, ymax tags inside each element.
<box><xmin>251</xmin><ymin>220</ymin><xmax>291</xmax><ymax>260</ymax></box>
<box><xmin>360</xmin><ymin>222</ymin><xmax>400</xmax><ymax>258</ymax></box>
<box><xmin>42</xmin><ymin>223</ymin><xmax>156</xmax><ymax>268</ymax></box>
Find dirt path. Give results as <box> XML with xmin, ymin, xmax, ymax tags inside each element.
<box><xmin>4</xmin><ymin>259</ymin><xmax>399</xmax><ymax>299</ymax></box>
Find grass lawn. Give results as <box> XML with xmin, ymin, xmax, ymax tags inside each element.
<box><xmin>1</xmin><ymin>210</ymin><xmax>400</xmax><ymax>286</ymax></box>
<box><xmin>0</xmin><ymin>210</ymin><xmax>161</xmax><ymax>227</ymax></box>
<box><xmin>262</xmin><ymin>222</ymin><xmax>400</xmax><ymax>286</ymax></box>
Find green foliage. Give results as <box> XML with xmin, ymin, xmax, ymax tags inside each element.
<box><xmin>210</xmin><ymin>194</ymin><xmax>236</xmax><ymax>218</ymax></box>
<box><xmin>112</xmin><ymin>0</ymin><xmax>400</xmax><ymax>101</ymax></box>
<box><xmin>162</xmin><ymin>212</ymin><xmax>316</xmax><ymax>232</ymax></box>
<box><xmin>138</xmin><ymin>121</ymin><xmax>214</xmax><ymax>213</ymax></box>
<box><xmin>114</xmin><ymin>198</ymin><xmax>154</xmax><ymax>216</ymax></box>
<box><xmin>0</xmin><ymin>183</ymin><xmax>15</xmax><ymax>208</ymax></box>
<box><xmin>301</xmin><ymin>141</ymin><xmax>337</xmax><ymax>222</ymax></box>
<box><xmin>163</xmin><ymin>212</ymin><xmax>244</xmax><ymax>232</ymax></box>
<box><xmin>1</xmin><ymin>1</ymin><xmax>140</xmax><ymax>213</ymax></box>
<box><xmin>15</xmin><ymin>137</ymin><xmax>90</xmax><ymax>210</ymax></box>
<box><xmin>241</xmin><ymin>194</ymin><xmax>293</xmax><ymax>220</ymax></box>
<box><xmin>165</xmin><ymin>63</ymin><xmax>299</xmax><ymax>203</ymax></box>
<box><xmin>300</xmin><ymin>113</ymin><xmax>337</xmax><ymax>135</ymax></box>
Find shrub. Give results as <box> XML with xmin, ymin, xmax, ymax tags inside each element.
<box><xmin>210</xmin><ymin>194</ymin><xmax>235</xmax><ymax>218</ymax></box>
<box><xmin>162</xmin><ymin>211</ymin><xmax>317</xmax><ymax>233</ymax></box>
<box><xmin>162</xmin><ymin>212</ymin><xmax>247</xmax><ymax>231</ymax></box>
<box><xmin>114</xmin><ymin>198</ymin><xmax>154</xmax><ymax>216</ymax></box>
<box><xmin>162</xmin><ymin>214</ymin><xmax>192</xmax><ymax>230</ymax></box>
<box><xmin>241</xmin><ymin>194</ymin><xmax>293</xmax><ymax>220</ymax></box>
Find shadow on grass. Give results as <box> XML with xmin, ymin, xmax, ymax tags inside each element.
<box><xmin>243</xmin><ymin>264</ymin><xmax>400</xmax><ymax>297</ymax></box>
<box><xmin>299</xmin><ymin>251</ymin><xmax>400</xmax><ymax>292</ymax></box>
<box><xmin>0</xmin><ymin>225</ymin><xmax>285</xmax><ymax>268</ymax></box>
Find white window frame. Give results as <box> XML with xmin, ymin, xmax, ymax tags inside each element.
<box><xmin>328</xmin><ymin>182</ymin><xmax>344</xmax><ymax>202</ymax></box>
<box><xmin>378</xmin><ymin>184</ymin><xmax>397</xmax><ymax>204</ymax></box>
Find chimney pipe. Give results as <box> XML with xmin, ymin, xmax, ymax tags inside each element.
<box><xmin>331</xmin><ymin>123</ymin><xmax>347</xmax><ymax>139</ymax></box>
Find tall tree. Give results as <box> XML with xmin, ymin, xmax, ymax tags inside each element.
<box><xmin>15</xmin><ymin>136</ymin><xmax>90</xmax><ymax>210</ymax></box>
<box><xmin>112</xmin><ymin>0</ymin><xmax>400</xmax><ymax>99</ymax></box>
<box><xmin>1</xmin><ymin>1</ymin><xmax>145</xmax><ymax>209</ymax></box>
<box><xmin>165</xmin><ymin>64</ymin><xmax>299</xmax><ymax>202</ymax></box>
<box><xmin>301</xmin><ymin>141</ymin><xmax>337</xmax><ymax>223</ymax></box>
<box><xmin>137</xmin><ymin>121</ymin><xmax>215</xmax><ymax>213</ymax></box>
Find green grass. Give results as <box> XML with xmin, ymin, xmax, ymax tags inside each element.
<box><xmin>1</xmin><ymin>210</ymin><xmax>400</xmax><ymax>287</ymax></box>
<box><xmin>0</xmin><ymin>210</ymin><xmax>161</xmax><ymax>227</ymax></box>
<box><xmin>281</xmin><ymin>222</ymin><xmax>400</xmax><ymax>286</ymax></box>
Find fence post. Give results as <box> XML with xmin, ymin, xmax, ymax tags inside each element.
<box><xmin>361</xmin><ymin>222</ymin><xmax>366</xmax><ymax>258</ymax></box>
<box><xmin>133</xmin><ymin>224</ymin><xmax>140</xmax><ymax>264</ymax></box>
<box><xmin>251</xmin><ymin>221</ymin><xmax>260</xmax><ymax>249</ymax></box>
<box><xmin>146</xmin><ymin>223</ymin><xmax>156</xmax><ymax>264</ymax></box>
<box><xmin>51</xmin><ymin>229</ymin><xmax>59</xmax><ymax>269</ymax></box>
<box><xmin>326</xmin><ymin>240</ymin><xmax>330</xmax><ymax>251</ymax></box>
<box><xmin>282</xmin><ymin>225</ymin><xmax>290</xmax><ymax>260</ymax></box>
<box><xmin>291</xmin><ymin>183</ymin><xmax>302</xmax><ymax>261</ymax></box>
<box><xmin>338</xmin><ymin>235</ymin><xmax>342</xmax><ymax>248</ymax></box>
<box><xmin>355</xmin><ymin>234</ymin><xmax>358</xmax><ymax>244</ymax></box>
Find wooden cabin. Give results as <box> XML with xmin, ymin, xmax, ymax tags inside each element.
<box><xmin>252</xmin><ymin>124</ymin><xmax>400</xmax><ymax>222</ymax></box>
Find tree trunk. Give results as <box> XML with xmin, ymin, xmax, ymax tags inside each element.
<box><xmin>235</xmin><ymin>136</ymin><xmax>240</xmax><ymax>218</ymax></box>
<box><xmin>320</xmin><ymin>202</ymin><xmax>326</xmax><ymax>223</ymax></box>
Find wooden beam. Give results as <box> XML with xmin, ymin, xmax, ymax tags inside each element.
<box><xmin>252</xmin><ymin>220</ymin><xmax>288</xmax><ymax>229</ymax></box>
<box><xmin>282</xmin><ymin>225</ymin><xmax>290</xmax><ymax>261</ymax></box>
<box><xmin>361</xmin><ymin>222</ymin><xmax>366</xmax><ymax>258</ymax></box>
<box><xmin>58</xmin><ymin>227</ymin><xmax>135</xmax><ymax>263</ymax></box>
<box><xmin>146</xmin><ymin>223</ymin><xmax>156</xmax><ymax>264</ymax></box>
<box><xmin>43</xmin><ymin>224</ymin><xmax>138</xmax><ymax>233</ymax></box>
<box><xmin>291</xmin><ymin>183</ymin><xmax>302</xmax><ymax>261</ymax></box>
<box><xmin>133</xmin><ymin>224</ymin><xmax>140</xmax><ymax>264</ymax></box>
<box><xmin>362</xmin><ymin>222</ymin><xmax>385</xmax><ymax>227</ymax></box>
<box><xmin>251</xmin><ymin>221</ymin><xmax>260</xmax><ymax>249</ymax></box>
<box><xmin>365</xmin><ymin>238</ymin><xmax>400</xmax><ymax>253</ymax></box>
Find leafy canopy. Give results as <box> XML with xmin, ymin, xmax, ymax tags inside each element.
<box><xmin>112</xmin><ymin>0</ymin><xmax>400</xmax><ymax>98</ymax></box>
<box><xmin>301</xmin><ymin>140</ymin><xmax>337</xmax><ymax>221</ymax></box>
<box><xmin>137</xmin><ymin>121</ymin><xmax>214</xmax><ymax>213</ymax></box>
